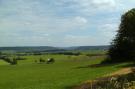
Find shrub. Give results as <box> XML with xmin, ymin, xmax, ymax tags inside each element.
<box><xmin>11</xmin><ymin>58</ymin><xmax>17</xmax><ymax>65</ymax></box>
<box><xmin>39</xmin><ymin>58</ymin><xmax>45</xmax><ymax>63</ymax></box>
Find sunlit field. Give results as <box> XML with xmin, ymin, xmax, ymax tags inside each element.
<box><xmin>0</xmin><ymin>53</ymin><xmax>125</xmax><ymax>89</ymax></box>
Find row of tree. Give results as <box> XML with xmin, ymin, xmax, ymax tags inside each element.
<box><xmin>0</xmin><ymin>56</ymin><xmax>17</xmax><ymax>65</ymax></box>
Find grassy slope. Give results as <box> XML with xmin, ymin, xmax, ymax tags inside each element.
<box><xmin>0</xmin><ymin>60</ymin><xmax>9</xmax><ymax>65</ymax></box>
<box><xmin>0</xmin><ymin>55</ymin><xmax>125</xmax><ymax>89</ymax></box>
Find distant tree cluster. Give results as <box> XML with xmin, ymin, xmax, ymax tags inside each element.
<box><xmin>35</xmin><ymin>57</ymin><xmax>55</xmax><ymax>64</ymax></box>
<box><xmin>11</xmin><ymin>58</ymin><xmax>17</xmax><ymax>65</ymax></box>
<box><xmin>107</xmin><ymin>8</ymin><xmax>135</xmax><ymax>63</ymax></box>
<box><xmin>0</xmin><ymin>56</ymin><xmax>18</xmax><ymax>65</ymax></box>
<box><xmin>51</xmin><ymin>52</ymin><xmax>81</xmax><ymax>56</ymax></box>
<box><xmin>0</xmin><ymin>54</ymin><xmax>26</xmax><ymax>65</ymax></box>
<box><xmin>46</xmin><ymin>58</ymin><xmax>55</xmax><ymax>64</ymax></box>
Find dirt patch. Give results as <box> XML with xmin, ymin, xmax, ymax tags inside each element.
<box><xmin>106</xmin><ymin>67</ymin><xmax>133</xmax><ymax>76</ymax></box>
<box><xmin>73</xmin><ymin>67</ymin><xmax>135</xmax><ymax>89</ymax></box>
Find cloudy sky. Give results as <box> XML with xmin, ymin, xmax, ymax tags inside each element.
<box><xmin>0</xmin><ymin>0</ymin><xmax>134</xmax><ymax>47</ymax></box>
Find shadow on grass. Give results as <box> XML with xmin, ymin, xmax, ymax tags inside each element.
<box><xmin>76</xmin><ymin>61</ymin><xmax>135</xmax><ymax>69</ymax></box>
<box><xmin>116</xmin><ymin>62</ymin><xmax>135</xmax><ymax>68</ymax></box>
<box><xmin>76</xmin><ymin>63</ymin><xmax>119</xmax><ymax>69</ymax></box>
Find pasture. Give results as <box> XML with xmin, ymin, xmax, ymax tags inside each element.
<box><xmin>0</xmin><ymin>53</ymin><xmax>126</xmax><ymax>89</ymax></box>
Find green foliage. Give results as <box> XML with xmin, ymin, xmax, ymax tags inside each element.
<box><xmin>15</xmin><ymin>56</ymin><xmax>26</xmax><ymax>60</ymax></box>
<box><xmin>108</xmin><ymin>8</ymin><xmax>135</xmax><ymax>62</ymax></box>
<box><xmin>0</xmin><ymin>51</ymin><xmax>2</xmax><ymax>55</ymax></box>
<box><xmin>11</xmin><ymin>58</ymin><xmax>17</xmax><ymax>65</ymax></box>
<box><xmin>46</xmin><ymin>58</ymin><xmax>55</xmax><ymax>64</ymax></box>
<box><xmin>39</xmin><ymin>57</ymin><xmax>45</xmax><ymax>63</ymax></box>
<box><xmin>0</xmin><ymin>56</ymin><xmax>12</xmax><ymax>64</ymax></box>
<box><xmin>1</xmin><ymin>56</ymin><xmax>18</xmax><ymax>65</ymax></box>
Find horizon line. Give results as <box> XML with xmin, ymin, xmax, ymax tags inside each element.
<box><xmin>0</xmin><ymin>45</ymin><xmax>110</xmax><ymax>48</ymax></box>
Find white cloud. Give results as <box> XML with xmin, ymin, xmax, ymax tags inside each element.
<box><xmin>43</xmin><ymin>34</ymin><xmax>49</xmax><ymax>36</ymax></box>
<box><xmin>98</xmin><ymin>23</ymin><xmax>118</xmax><ymax>40</ymax></box>
<box><xmin>0</xmin><ymin>16</ymin><xmax>88</xmax><ymax>33</ymax></box>
<box><xmin>75</xmin><ymin>16</ymin><xmax>87</xmax><ymax>24</ymax></box>
<box><xmin>91</xmin><ymin>0</ymin><xmax>116</xmax><ymax>8</ymax></box>
<box><xmin>1</xmin><ymin>0</ymin><xmax>135</xmax><ymax>47</ymax></box>
<box><xmin>77</xmin><ymin>0</ymin><xmax>116</xmax><ymax>9</ymax></box>
<box><xmin>56</xmin><ymin>0</ymin><xmax>117</xmax><ymax>14</ymax></box>
<box><xmin>63</xmin><ymin>35</ymin><xmax>101</xmax><ymax>46</ymax></box>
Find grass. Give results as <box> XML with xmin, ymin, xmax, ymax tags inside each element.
<box><xmin>0</xmin><ymin>59</ymin><xmax>9</xmax><ymax>65</ymax></box>
<box><xmin>0</xmin><ymin>54</ymin><xmax>127</xmax><ymax>89</ymax></box>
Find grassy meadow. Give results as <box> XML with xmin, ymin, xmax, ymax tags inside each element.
<box><xmin>0</xmin><ymin>51</ymin><xmax>129</xmax><ymax>89</ymax></box>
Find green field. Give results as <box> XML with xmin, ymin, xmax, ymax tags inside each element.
<box><xmin>0</xmin><ymin>60</ymin><xmax>9</xmax><ymax>65</ymax></box>
<box><xmin>0</xmin><ymin>54</ymin><xmax>126</xmax><ymax>89</ymax></box>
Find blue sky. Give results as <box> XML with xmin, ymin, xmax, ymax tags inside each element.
<box><xmin>0</xmin><ymin>0</ymin><xmax>135</xmax><ymax>47</ymax></box>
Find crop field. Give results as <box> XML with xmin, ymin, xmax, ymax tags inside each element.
<box><xmin>0</xmin><ymin>53</ymin><xmax>126</xmax><ymax>89</ymax></box>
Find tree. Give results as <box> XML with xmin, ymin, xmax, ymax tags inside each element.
<box><xmin>108</xmin><ymin>8</ymin><xmax>135</xmax><ymax>62</ymax></box>
<box><xmin>11</xmin><ymin>58</ymin><xmax>17</xmax><ymax>65</ymax></box>
<box><xmin>0</xmin><ymin>52</ymin><xmax>2</xmax><ymax>55</ymax></box>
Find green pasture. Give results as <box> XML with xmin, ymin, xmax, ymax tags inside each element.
<box><xmin>0</xmin><ymin>54</ymin><xmax>126</xmax><ymax>89</ymax></box>
<box><xmin>0</xmin><ymin>60</ymin><xmax>9</xmax><ymax>65</ymax></box>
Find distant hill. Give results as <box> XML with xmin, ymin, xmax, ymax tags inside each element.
<box><xmin>0</xmin><ymin>46</ymin><xmax>65</xmax><ymax>52</ymax></box>
<box><xmin>0</xmin><ymin>45</ymin><xmax>109</xmax><ymax>52</ymax></box>
<box><xmin>66</xmin><ymin>45</ymin><xmax>110</xmax><ymax>51</ymax></box>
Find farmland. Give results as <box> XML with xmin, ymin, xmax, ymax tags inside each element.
<box><xmin>0</xmin><ymin>50</ymin><xmax>128</xmax><ymax>89</ymax></box>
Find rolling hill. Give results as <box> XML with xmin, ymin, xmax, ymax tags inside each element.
<box><xmin>0</xmin><ymin>45</ymin><xmax>109</xmax><ymax>52</ymax></box>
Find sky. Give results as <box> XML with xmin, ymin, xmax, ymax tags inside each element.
<box><xmin>0</xmin><ymin>0</ymin><xmax>135</xmax><ymax>47</ymax></box>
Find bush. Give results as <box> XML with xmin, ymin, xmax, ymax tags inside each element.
<box><xmin>0</xmin><ymin>56</ymin><xmax>12</xmax><ymax>63</ymax></box>
<box><xmin>47</xmin><ymin>58</ymin><xmax>55</xmax><ymax>64</ymax></box>
<box><xmin>39</xmin><ymin>58</ymin><xmax>45</xmax><ymax>63</ymax></box>
<box><xmin>11</xmin><ymin>58</ymin><xmax>17</xmax><ymax>65</ymax></box>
